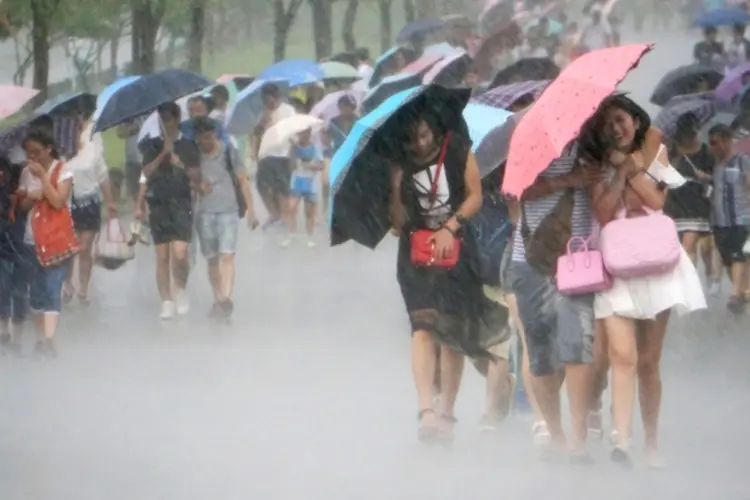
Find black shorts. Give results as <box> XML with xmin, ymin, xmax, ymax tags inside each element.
<box><xmin>713</xmin><ymin>226</ymin><xmax>749</xmax><ymax>267</ymax></box>
<box><xmin>256</xmin><ymin>157</ymin><xmax>291</xmax><ymax>197</ymax></box>
<box><xmin>71</xmin><ymin>195</ymin><xmax>102</xmax><ymax>232</ymax></box>
<box><xmin>148</xmin><ymin>202</ymin><xmax>193</xmax><ymax>246</ymax></box>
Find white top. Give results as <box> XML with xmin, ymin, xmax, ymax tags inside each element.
<box><xmin>69</xmin><ymin>122</ymin><xmax>109</xmax><ymax>198</ymax></box>
<box><xmin>258</xmin><ymin>103</ymin><xmax>297</xmax><ymax>159</ymax></box>
<box><xmin>358</xmin><ymin>63</ymin><xmax>374</xmax><ymax>82</ymax></box>
<box><xmin>18</xmin><ymin>161</ymin><xmax>74</xmax><ymax>245</ymax></box>
<box><xmin>412</xmin><ymin>163</ymin><xmax>451</xmax><ymax>227</ymax></box>
<box><xmin>581</xmin><ymin>20</ymin><xmax>611</xmax><ymax>50</ymax></box>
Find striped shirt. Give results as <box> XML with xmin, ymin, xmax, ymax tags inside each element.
<box><xmin>711</xmin><ymin>153</ymin><xmax>750</xmax><ymax>228</ymax></box>
<box><xmin>511</xmin><ymin>153</ymin><xmax>595</xmax><ymax>262</ymax></box>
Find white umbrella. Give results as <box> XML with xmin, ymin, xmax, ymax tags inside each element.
<box><xmin>258</xmin><ymin>114</ymin><xmax>324</xmax><ymax>159</ymax></box>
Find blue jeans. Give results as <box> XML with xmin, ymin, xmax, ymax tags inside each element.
<box><xmin>28</xmin><ymin>246</ymin><xmax>68</xmax><ymax>314</ymax></box>
<box><xmin>0</xmin><ymin>235</ymin><xmax>33</xmax><ymax>324</ymax></box>
<box><xmin>196</xmin><ymin>212</ymin><xmax>239</xmax><ymax>259</ymax></box>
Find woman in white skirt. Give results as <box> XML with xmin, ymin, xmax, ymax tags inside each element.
<box><xmin>579</xmin><ymin>94</ymin><xmax>706</xmax><ymax>468</ymax></box>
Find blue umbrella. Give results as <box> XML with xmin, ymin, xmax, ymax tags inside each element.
<box><xmin>225</xmin><ymin>79</ymin><xmax>290</xmax><ymax>136</ymax></box>
<box><xmin>396</xmin><ymin>18</ymin><xmax>446</xmax><ymax>43</ymax></box>
<box><xmin>329</xmin><ymin>84</ymin><xmax>471</xmax><ymax>248</ymax></box>
<box><xmin>93</xmin><ymin>69</ymin><xmax>211</xmax><ymax>133</ymax></box>
<box><xmin>693</xmin><ymin>7</ymin><xmax>750</xmax><ymax>28</ymax></box>
<box><xmin>361</xmin><ymin>73</ymin><xmax>422</xmax><ymax>114</ymax></box>
<box><xmin>34</xmin><ymin>91</ymin><xmax>97</xmax><ymax>118</ymax></box>
<box><xmin>258</xmin><ymin>60</ymin><xmax>324</xmax><ymax>88</ymax></box>
<box><xmin>462</xmin><ymin>102</ymin><xmax>513</xmax><ymax>177</ymax></box>
<box><xmin>422</xmin><ymin>42</ymin><xmax>462</xmax><ymax>58</ymax></box>
<box><xmin>91</xmin><ymin>76</ymin><xmax>141</xmax><ymax>123</ymax></box>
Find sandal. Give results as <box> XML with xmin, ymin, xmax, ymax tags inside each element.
<box><xmin>417</xmin><ymin>409</ymin><xmax>440</xmax><ymax>443</ymax></box>
<box><xmin>438</xmin><ymin>414</ymin><xmax>457</xmax><ymax>445</ymax></box>
<box><xmin>532</xmin><ymin>421</ymin><xmax>551</xmax><ymax>446</ymax></box>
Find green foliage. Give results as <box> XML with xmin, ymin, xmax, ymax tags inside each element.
<box><xmin>57</xmin><ymin>0</ymin><xmax>127</xmax><ymax>41</ymax></box>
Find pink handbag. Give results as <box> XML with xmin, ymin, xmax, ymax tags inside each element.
<box><xmin>600</xmin><ymin>208</ymin><xmax>681</xmax><ymax>278</ymax></box>
<box><xmin>556</xmin><ymin>236</ymin><xmax>612</xmax><ymax>295</ymax></box>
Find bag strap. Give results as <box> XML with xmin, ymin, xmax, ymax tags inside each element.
<box><xmin>427</xmin><ymin>132</ymin><xmax>451</xmax><ymax>205</ymax></box>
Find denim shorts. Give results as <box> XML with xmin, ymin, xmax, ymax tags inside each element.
<box><xmin>28</xmin><ymin>249</ymin><xmax>68</xmax><ymax>314</ymax></box>
<box><xmin>196</xmin><ymin>212</ymin><xmax>239</xmax><ymax>259</ymax></box>
<box><xmin>508</xmin><ymin>261</ymin><xmax>595</xmax><ymax>376</ymax></box>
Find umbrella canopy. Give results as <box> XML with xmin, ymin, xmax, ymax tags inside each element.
<box><xmin>473</xmin><ymin>80</ymin><xmax>549</xmax><ymax>110</ymax></box>
<box><xmin>258</xmin><ymin>59</ymin><xmax>324</xmax><ymax>88</ymax></box>
<box><xmin>693</xmin><ymin>7</ymin><xmax>750</xmax><ymax>28</ymax></box>
<box><xmin>361</xmin><ymin>73</ymin><xmax>422</xmax><ymax>114</ymax></box>
<box><xmin>369</xmin><ymin>47</ymin><xmax>419</xmax><ymax>87</ymax></box>
<box><xmin>396</xmin><ymin>18</ymin><xmax>446</xmax><ymax>43</ymax></box>
<box><xmin>650</xmin><ymin>64</ymin><xmax>723</xmax><ymax>106</ymax></box>
<box><xmin>462</xmin><ymin>102</ymin><xmax>514</xmax><ymax>177</ymax></box>
<box><xmin>93</xmin><ymin>69</ymin><xmax>211</xmax><ymax>133</ymax></box>
<box><xmin>699</xmin><ymin>111</ymin><xmax>738</xmax><ymax>142</ymax></box>
<box><xmin>653</xmin><ymin>92</ymin><xmax>722</xmax><ymax>139</ymax></box>
<box><xmin>310</xmin><ymin>90</ymin><xmax>365</xmax><ymax>123</ymax></box>
<box><xmin>320</xmin><ymin>61</ymin><xmax>360</xmax><ymax>82</ymax></box>
<box><xmin>422</xmin><ymin>42</ymin><xmax>463</xmax><ymax>58</ymax></box>
<box><xmin>258</xmin><ymin>114</ymin><xmax>324</xmax><ymax>158</ymax></box>
<box><xmin>33</xmin><ymin>91</ymin><xmax>97</xmax><ymax>118</ymax></box>
<box><xmin>225</xmin><ymin>79</ymin><xmax>290</xmax><ymax>136</ymax></box>
<box><xmin>91</xmin><ymin>76</ymin><xmax>141</xmax><ymax>123</ymax></box>
<box><xmin>329</xmin><ymin>51</ymin><xmax>359</xmax><ymax>67</ymax></box>
<box><xmin>490</xmin><ymin>57</ymin><xmax>560</xmax><ymax>88</ymax></box>
<box><xmin>422</xmin><ymin>51</ymin><xmax>473</xmax><ymax>86</ymax></box>
<box><xmin>400</xmin><ymin>53</ymin><xmax>445</xmax><ymax>75</ymax></box>
<box><xmin>0</xmin><ymin>85</ymin><xmax>39</xmax><ymax>121</ymax></box>
<box><xmin>216</xmin><ymin>74</ymin><xmax>255</xmax><ymax>91</ymax></box>
<box><xmin>0</xmin><ymin>115</ymin><xmax>78</xmax><ymax>159</ymax></box>
<box><xmin>329</xmin><ymin>85</ymin><xmax>471</xmax><ymax>248</ymax></box>
<box><xmin>715</xmin><ymin>62</ymin><xmax>750</xmax><ymax>102</ymax></box>
<box><xmin>503</xmin><ymin>43</ymin><xmax>652</xmax><ymax>197</ymax></box>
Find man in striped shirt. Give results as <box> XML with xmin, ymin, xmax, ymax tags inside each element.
<box><xmin>506</xmin><ymin>148</ymin><xmax>601</xmax><ymax>462</ymax></box>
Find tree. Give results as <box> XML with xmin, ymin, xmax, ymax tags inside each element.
<box><xmin>309</xmin><ymin>0</ymin><xmax>332</xmax><ymax>60</ymax></box>
<box><xmin>0</xmin><ymin>2</ymin><xmax>34</xmax><ymax>85</ymax></box>
<box><xmin>378</xmin><ymin>0</ymin><xmax>392</xmax><ymax>52</ymax></box>
<box><xmin>186</xmin><ymin>0</ymin><xmax>205</xmax><ymax>72</ymax></box>
<box><xmin>403</xmin><ymin>0</ymin><xmax>414</xmax><ymax>23</ymax></box>
<box><xmin>273</xmin><ymin>0</ymin><xmax>303</xmax><ymax>61</ymax></box>
<box><xmin>341</xmin><ymin>0</ymin><xmax>358</xmax><ymax>51</ymax></box>
<box><xmin>131</xmin><ymin>0</ymin><xmax>167</xmax><ymax>74</ymax></box>
<box><xmin>30</xmin><ymin>0</ymin><xmax>63</xmax><ymax>101</ymax></box>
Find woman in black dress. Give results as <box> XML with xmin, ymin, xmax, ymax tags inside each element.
<box><xmin>387</xmin><ymin>110</ymin><xmax>508</xmax><ymax>444</ymax></box>
<box><xmin>664</xmin><ymin>113</ymin><xmax>718</xmax><ymax>289</ymax></box>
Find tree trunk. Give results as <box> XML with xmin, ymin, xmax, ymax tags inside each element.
<box><xmin>30</xmin><ymin>0</ymin><xmax>58</xmax><ymax>102</ymax></box>
<box><xmin>205</xmin><ymin>5</ymin><xmax>216</xmax><ymax>59</ymax></box>
<box><xmin>273</xmin><ymin>0</ymin><xmax>304</xmax><ymax>62</ymax></box>
<box><xmin>378</xmin><ymin>0</ymin><xmax>392</xmax><ymax>53</ymax></box>
<box><xmin>342</xmin><ymin>0</ymin><xmax>358</xmax><ymax>51</ymax></box>
<box><xmin>415</xmin><ymin>0</ymin><xmax>435</xmax><ymax>19</ymax></box>
<box><xmin>130</xmin><ymin>0</ymin><xmax>165</xmax><ymax>74</ymax></box>
<box><xmin>310</xmin><ymin>0</ymin><xmax>332</xmax><ymax>60</ymax></box>
<box><xmin>109</xmin><ymin>34</ymin><xmax>120</xmax><ymax>78</ymax></box>
<box><xmin>404</xmin><ymin>0</ymin><xmax>415</xmax><ymax>23</ymax></box>
<box><xmin>187</xmin><ymin>0</ymin><xmax>205</xmax><ymax>72</ymax></box>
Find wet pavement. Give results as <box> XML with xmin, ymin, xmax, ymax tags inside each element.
<box><xmin>1</xmin><ymin>26</ymin><xmax>750</xmax><ymax>500</ymax></box>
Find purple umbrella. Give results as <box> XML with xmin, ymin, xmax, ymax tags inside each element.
<box><xmin>471</xmin><ymin>80</ymin><xmax>549</xmax><ymax>110</ymax></box>
<box><xmin>715</xmin><ymin>62</ymin><xmax>750</xmax><ymax>103</ymax></box>
<box><xmin>653</xmin><ymin>92</ymin><xmax>722</xmax><ymax>139</ymax></box>
<box><xmin>310</xmin><ymin>89</ymin><xmax>365</xmax><ymax>123</ymax></box>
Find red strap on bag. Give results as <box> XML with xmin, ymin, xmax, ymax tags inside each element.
<box><xmin>32</xmin><ymin>161</ymin><xmax>80</xmax><ymax>267</ymax></box>
<box><xmin>410</xmin><ymin>133</ymin><xmax>461</xmax><ymax>268</ymax></box>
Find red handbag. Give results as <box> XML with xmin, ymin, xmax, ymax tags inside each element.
<box><xmin>410</xmin><ymin>133</ymin><xmax>461</xmax><ymax>268</ymax></box>
<box><xmin>31</xmin><ymin>161</ymin><xmax>80</xmax><ymax>267</ymax></box>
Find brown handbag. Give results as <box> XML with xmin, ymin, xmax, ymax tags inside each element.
<box><xmin>519</xmin><ymin>188</ymin><xmax>575</xmax><ymax>276</ymax></box>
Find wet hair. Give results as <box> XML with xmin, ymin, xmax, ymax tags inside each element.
<box><xmin>188</xmin><ymin>95</ymin><xmax>212</xmax><ymax>112</ymax></box>
<box><xmin>356</xmin><ymin>47</ymin><xmax>370</xmax><ymax>61</ymax></box>
<box><xmin>337</xmin><ymin>94</ymin><xmax>357</xmax><ymax>109</ymax></box>
<box><xmin>261</xmin><ymin>83</ymin><xmax>281</xmax><ymax>99</ymax></box>
<box><xmin>674</xmin><ymin>113</ymin><xmax>700</xmax><ymax>142</ymax></box>
<box><xmin>30</xmin><ymin>114</ymin><xmax>54</xmax><ymax>135</ymax></box>
<box><xmin>192</xmin><ymin>116</ymin><xmax>218</xmax><ymax>135</ymax></box>
<box><xmin>210</xmin><ymin>85</ymin><xmax>229</xmax><ymax>102</ymax></box>
<box><xmin>157</xmin><ymin>102</ymin><xmax>181</xmax><ymax>122</ymax></box>
<box><xmin>704</xmin><ymin>26</ymin><xmax>718</xmax><ymax>36</ymax></box>
<box><xmin>23</xmin><ymin>129</ymin><xmax>60</xmax><ymax>159</ymax></box>
<box><xmin>509</xmin><ymin>93</ymin><xmax>535</xmax><ymax>111</ymax></box>
<box><xmin>578</xmin><ymin>93</ymin><xmax>650</xmax><ymax>163</ymax></box>
<box><xmin>734</xmin><ymin>23</ymin><xmax>747</xmax><ymax>35</ymax></box>
<box><xmin>708</xmin><ymin>123</ymin><xmax>733</xmax><ymax>140</ymax></box>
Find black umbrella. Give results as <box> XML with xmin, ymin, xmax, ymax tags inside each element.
<box><xmin>396</xmin><ymin>18</ymin><xmax>446</xmax><ymax>44</ymax></box>
<box><xmin>649</xmin><ymin>64</ymin><xmax>723</xmax><ymax>106</ymax></box>
<box><xmin>33</xmin><ymin>92</ymin><xmax>97</xmax><ymax>119</ymax></box>
<box><xmin>361</xmin><ymin>72</ymin><xmax>423</xmax><ymax>114</ymax></box>
<box><xmin>93</xmin><ymin>68</ymin><xmax>212</xmax><ymax>133</ymax></box>
<box><xmin>489</xmin><ymin>58</ymin><xmax>560</xmax><ymax>88</ymax></box>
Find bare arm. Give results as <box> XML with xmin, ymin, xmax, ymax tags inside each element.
<box><xmin>141</xmin><ymin>151</ymin><xmax>168</xmax><ymax>178</ymax></box>
<box><xmin>625</xmin><ymin>148</ymin><xmax>669</xmax><ymax>211</ymax></box>
<box><xmin>389</xmin><ymin>166</ymin><xmax>406</xmax><ymax>233</ymax></box>
<box><xmin>588</xmin><ymin>162</ymin><xmax>628</xmax><ymax>225</ymax></box>
<box><xmin>444</xmin><ymin>151</ymin><xmax>483</xmax><ymax>234</ymax></box>
<box><xmin>521</xmin><ymin>170</ymin><xmax>580</xmax><ymax>201</ymax></box>
<box><xmin>40</xmin><ymin>175</ymin><xmax>72</xmax><ymax>210</ymax></box>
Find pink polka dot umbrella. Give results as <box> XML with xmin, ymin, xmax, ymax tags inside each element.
<box><xmin>0</xmin><ymin>85</ymin><xmax>39</xmax><ymax>120</ymax></box>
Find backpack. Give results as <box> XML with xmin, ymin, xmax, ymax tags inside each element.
<box><xmin>467</xmin><ymin>188</ymin><xmax>512</xmax><ymax>286</ymax></box>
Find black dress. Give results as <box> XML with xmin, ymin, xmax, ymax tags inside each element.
<box><xmin>395</xmin><ymin>133</ymin><xmax>508</xmax><ymax>358</ymax></box>
<box><xmin>663</xmin><ymin>143</ymin><xmax>714</xmax><ymax>234</ymax></box>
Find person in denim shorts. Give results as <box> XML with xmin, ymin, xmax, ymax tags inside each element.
<box><xmin>193</xmin><ymin>117</ymin><xmax>258</xmax><ymax>320</ymax></box>
<box><xmin>507</xmin><ymin>152</ymin><xmax>600</xmax><ymax>463</ymax></box>
<box><xmin>283</xmin><ymin>129</ymin><xmax>324</xmax><ymax>248</ymax></box>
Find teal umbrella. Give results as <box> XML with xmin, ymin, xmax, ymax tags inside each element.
<box><xmin>523</xmin><ymin>18</ymin><xmax>564</xmax><ymax>35</ymax></box>
<box><xmin>320</xmin><ymin>61</ymin><xmax>360</xmax><ymax>81</ymax></box>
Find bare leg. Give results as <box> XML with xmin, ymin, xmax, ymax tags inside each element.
<box><xmin>506</xmin><ymin>293</ymin><xmax>545</xmax><ymax>424</ymax></box>
<box><xmin>412</xmin><ymin>329</ymin><xmax>440</xmax><ymax>431</ymax></box>
<box><xmin>217</xmin><ymin>253</ymin><xmax>235</xmax><ymax>301</ymax></box>
<box><xmin>304</xmin><ymin>200</ymin><xmax>316</xmax><ymax>237</ymax></box>
<box><xmin>565</xmin><ymin>363</ymin><xmax>594</xmax><ymax>454</ymax></box>
<box><xmin>154</xmin><ymin>244</ymin><xmax>172</xmax><ymax>302</ymax></box>
<box><xmin>636</xmin><ymin>311</ymin><xmax>670</xmax><ymax>463</ymax></box>
<box><xmin>603</xmin><ymin>315</ymin><xmax>638</xmax><ymax>450</ymax></box>
<box><xmin>532</xmin><ymin>370</ymin><xmax>566</xmax><ymax>448</ymax></box>
<box><xmin>76</xmin><ymin>230</ymin><xmax>96</xmax><ymax>302</ymax></box>
<box><xmin>207</xmin><ymin>256</ymin><xmax>221</xmax><ymax>300</ymax></box>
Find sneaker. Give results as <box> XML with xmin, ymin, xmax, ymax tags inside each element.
<box><xmin>708</xmin><ymin>281</ymin><xmax>721</xmax><ymax>297</ymax></box>
<box><xmin>532</xmin><ymin>421</ymin><xmax>551</xmax><ymax>446</ymax></box>
<box><xmin>33</xmin><ymin>339</ymin><xmax>56</xmax><ymax>359</ymax></box>
<box><xmin>479</xmin><ymin>414</ymin><xmax>503</xmax><ymax>433</ymax></box>
<box><xmin>160</xmin><ymin>300</ymin><xmax>176</xmax><ymax>320</ymax></box>
<box><xmin>280</xmin><ymin>237</ymin><xmax>293</xmax><ymax>248</ymax></box>
<box><xmin>174</xmin><ymin>290</ymin><xmax>189</xmax><ymax>316</ymax></box>
<box><xmin>307</xmin><ymin>239</ymin><xmax>316</xmax><ymax>248</ymax></box>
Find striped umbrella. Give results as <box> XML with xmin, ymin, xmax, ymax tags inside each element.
<box><xmin>472</xmin><ymin>80</ymin><xmax>549</xmax><ymax>110</ymax></box>
<box><xmin>653</xmin><ymin>92</ymin><xmax>721</xmax><ymax>140</ymax></box>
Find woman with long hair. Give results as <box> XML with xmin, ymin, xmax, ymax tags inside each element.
<box><xmin>19</xmin><ymin>130</ymin><xmax>77</xmax><ymax>358</ymax></box>
<box><xmin>387</xmin><ymin>102</ymin><xmax>507</xmax><ymax>444</ymax></box>
<box><xmin>580</xmin><ymin>94</ymin><xmax>706</xmax><ymax>468</ymax></box>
